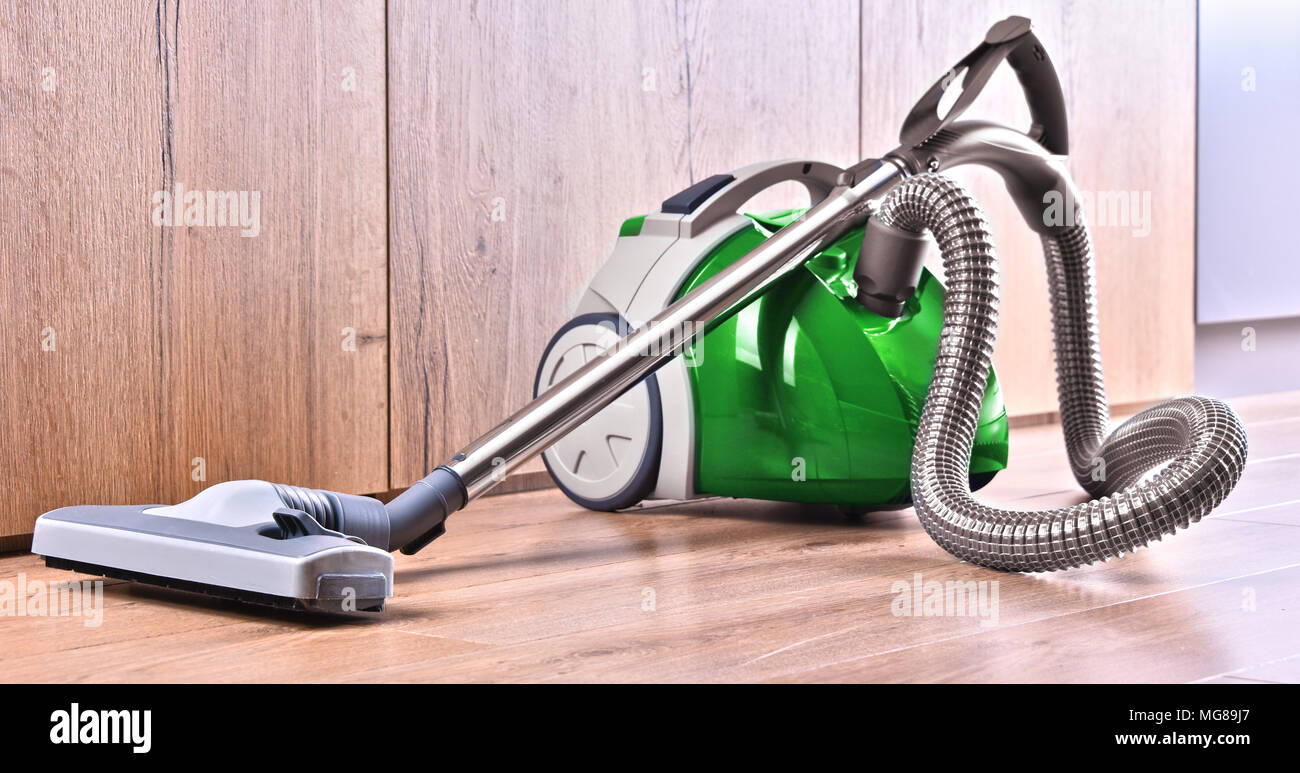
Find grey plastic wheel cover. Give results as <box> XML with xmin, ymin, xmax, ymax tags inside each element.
<box><xmin>538</xmin><ymin>321</ymin><xmax>655</xmax><ymax>500</ymax></box>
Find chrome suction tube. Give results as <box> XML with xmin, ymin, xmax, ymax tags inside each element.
<box><xmin>453</xmin><ymin>160</ymin><xmax>903</xmax><ymax>498</ymax></box>
<box><xmin>383</xmin><ymin>160</ymin><xmax>905</xmax><ymax>551</ymax></box>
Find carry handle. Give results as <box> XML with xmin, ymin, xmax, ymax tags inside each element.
<box><xmin>898</xmin><ymin>15</ymin><xmax>1068</xmax><ymax>156</ymax></box>
<box><xmin>681</xmin><ymin>159</ymin><xmax>843</xmax><ymax>238</ymax></box>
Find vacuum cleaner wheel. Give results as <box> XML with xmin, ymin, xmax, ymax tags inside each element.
<box><xmin>534</xmin><ymin>313</ymin><xmax>663</xmax><ymax>511</ymax></box>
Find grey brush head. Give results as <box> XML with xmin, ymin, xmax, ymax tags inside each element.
<box><xmin>32</xmin><ymin>480</ymin><xmax>394</xmax><ymax>614</ymax></box>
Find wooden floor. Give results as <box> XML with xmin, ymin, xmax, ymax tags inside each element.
<box><xmin>2</xmin><ymin>390</ymin><xmax>1298</xmax><ymax>683</ymax></box>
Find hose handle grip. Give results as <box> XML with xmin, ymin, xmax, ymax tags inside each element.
<box><xmin>899</xmin><ymin>15</ymin><xmax>1068</xmax><ymax>156</ymax></box>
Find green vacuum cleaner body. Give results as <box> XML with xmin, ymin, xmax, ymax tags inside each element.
<box><xmin>534</xmin><ymin>160</ymin><xmax>1009</xmax><ymax>512</ymax></box>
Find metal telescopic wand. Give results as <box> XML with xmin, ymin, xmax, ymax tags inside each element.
<box><xmin>384</xmin><ymin>159</ymin><xmax>905</xmax><ymax>552</ymax></box>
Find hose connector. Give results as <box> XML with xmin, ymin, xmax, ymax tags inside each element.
<box><xmin>855</xmin><ymin>214</ymin><xmax>928</xmax><ymax>317</ymax></box>
<box><xmin>384</xmin><ymin>466</ymin><xmax>467</xmax><ymax>554</ymax></box>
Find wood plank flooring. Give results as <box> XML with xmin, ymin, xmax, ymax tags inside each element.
<box><xmin>1</xmin><ymin>391</ymin><xmax>1296</xmax><ymax>683</ymax></box>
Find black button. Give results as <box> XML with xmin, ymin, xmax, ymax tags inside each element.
<box><xmin>661</xmin><ymin>174</ymin><xmax>735</xmax><ymax>215</ymax></box>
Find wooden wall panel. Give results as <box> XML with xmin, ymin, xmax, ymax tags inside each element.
<box><xmin>0</xmin><ymin>1</ymin><xmax>165</xmax><ymax>537</ymax></box>
<box><xmin>859</xmin><ymin>0</ymin><xmax>1196</xmax><ymax>415</ymax></box>
<box><xmin>1063</xmin><ymin>1</ymin><xmax>1196</xmax><ymax>408</ymax></box>
<box><xmin>685</xmin><ymin>0</ymin><xmax>861</xmax><ymax>202</ymax></box>
<box><xmin>162</xmin><ymin>0</ymin><xmax>388</xmax><ymax>495</ymax></box>
<box><xmin>0</xmin><ymin>0</ymin><xmax>388</xmax><ymax>537</ymax></box>
<box><xmin>388</xmin><ymin>0</ymin><xmax>688</xmax><ymax>487</ymax></box>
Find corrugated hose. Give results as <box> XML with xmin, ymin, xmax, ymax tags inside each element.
<box><xmin>875</xmin><ymin>173</ymin><xmax>1248</xmax><ymax>571</ymax></box>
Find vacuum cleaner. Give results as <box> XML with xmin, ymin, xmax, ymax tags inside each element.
<box><xmin>31</xmin><ymin>17</ymin><xmax>1248</xmax><ymax>613</ymax></box>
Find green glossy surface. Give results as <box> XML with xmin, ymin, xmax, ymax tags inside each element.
<box><xmin>675</xmin><ymin>209</ymin><xmax>1009</xmax><ymax>506</ymax></box>
<box><xmin>618</xmin><ymin>215</ymin><xmax>646</xmax><ymax>238</ymax></box>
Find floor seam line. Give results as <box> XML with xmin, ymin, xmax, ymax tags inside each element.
<box><xmin>764</xmin><ymin>561</ymin><xmax>1300</xmax><ymax>680</ymax></box>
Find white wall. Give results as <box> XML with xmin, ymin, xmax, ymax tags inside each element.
<box><xmin>1196</xmin><ymin>0</ymin><xmax>1300</xmax><ymax>397</ymax></box>
<box><xmin>1197</xmin><ymin>0</ymin><xmax>1300</xmax><ymax>323</ymax></box>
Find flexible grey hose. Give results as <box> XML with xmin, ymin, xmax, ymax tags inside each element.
<box><xmin>878</xmin><ymin>173</ymin><xmax>1248</xmax><ymax>572</ymax></box>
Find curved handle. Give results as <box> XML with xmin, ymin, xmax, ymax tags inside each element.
<box><xmin>906</xmin><ymin>120</ymin><xmax>1080</xmax><ymax>236</ymax></box>
<box><xmin>680</xmin><ymin>159</ymin><xmax>843</xmax><ymax>237</ymax></box>
<box><xmin>898</xmin><ymin>16</ymin><xmax>1068</xmax><ymax>156</ymax></box>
